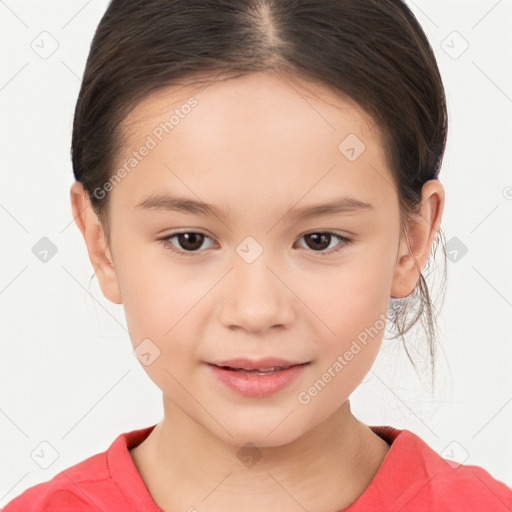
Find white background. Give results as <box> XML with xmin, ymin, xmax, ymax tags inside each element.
<box><xmin>1</xmin><ymin>0</ymin><xmax>511</xmax><ymax>506</ymax></box>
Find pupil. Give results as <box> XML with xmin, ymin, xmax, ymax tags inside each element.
<box><xmin>179</xmin><ymin>233</ymin><xmax>203</xmax><ymax>251</ymax></box>
<box><xmin>307</xmin><ymin>233</ymin><xmax>330</xmax><ymax>250</ymax></box>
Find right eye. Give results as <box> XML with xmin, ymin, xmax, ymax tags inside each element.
<box><xmin>159</xmin><ymin>231</ymin><xmax>216</xmax><ymax>256</ymax></box>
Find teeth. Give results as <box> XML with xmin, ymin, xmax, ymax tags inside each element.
<box><xmin>250</xmin><ymin>366</ymin><xmax>284</xmax><ymax>371</ymax></box>
<box><xmin>229</xmin><ymin>366</ymin><xmax>287</xmax><ymax>373</ymax></box>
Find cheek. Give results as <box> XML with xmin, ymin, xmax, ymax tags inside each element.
<box><xmin>298</xmin><ymin>274</ymin><xmax>388</xmax><ymax>410</ymax></box>
<box><xmin>317</xmin><ymin>291</ymin><xmax>387</xmax><ymax>382</ymax></box>
<box><xmin>298</xmin><ymin>246</ymin><xmax>393</xmax><ymax>380</ymax></box>
<box><xmin>306</xmin><ymin>254</ymin><xmax>391</xmax><ymax>333</ymax></box>
<box><xmin>116</xmin><ymin>253</ymin><xmax>199</xmax><ymax>347</ymax></box>
<box><xmin>118</xmin><ymin>258</ymin><xmax>205</xmax><ymax>394</ymax></box>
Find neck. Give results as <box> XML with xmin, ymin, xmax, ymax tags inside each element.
<box><xmin>130</xmin><ymin>399</ymin><xmax>390</xmax><ymax>512</ymax></box>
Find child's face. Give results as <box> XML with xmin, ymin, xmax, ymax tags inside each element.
<box><xmin>97</xmin><ymin>71</ymin><xmax>404</xmax><ymax>446</ymax></box>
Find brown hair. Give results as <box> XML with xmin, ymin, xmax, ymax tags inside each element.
<box><xmin>72</xmin><ymin>0</ymin><xmax>448</xmax><ymax>390</ymax></box>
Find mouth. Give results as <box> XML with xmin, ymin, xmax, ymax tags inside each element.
<box><xmin>205</xmin><ymin>359</ymin><xmax>311</xmax><ymax>397</ymax></box>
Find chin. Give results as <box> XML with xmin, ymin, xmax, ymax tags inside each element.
<box><xmin>208</xmin><ymin>416</ymin><xmax>311</xmax><ymax>450</ymax></box>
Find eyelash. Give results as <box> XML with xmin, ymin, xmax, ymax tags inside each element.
<box><xmin>159</xmin><ymin>231</ymin><xmax>354</xmax><ymax>257</ymax></box>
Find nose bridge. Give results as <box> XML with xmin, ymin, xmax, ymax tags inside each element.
<box><xmin>220</xmin><ymin>235</ymin><xmax>294</xmax><ymax>331</ymax></box>
<box><xmin>233</xmin><ymin>244</ymin><xmax>274</xmax><ymax>296</ymax></box>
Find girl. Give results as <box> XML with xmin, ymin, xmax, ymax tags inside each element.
<box><xmin>3</xmin><ymin>0</ymin><xmax>511</xmax><ymax>510</ymax></box>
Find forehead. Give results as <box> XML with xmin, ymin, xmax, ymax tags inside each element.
<box><xmin>122</xmin><ymin>70</ymin><xmax>379</xmax><ymax>141</ymax></box>
<box><xmin>113</xmin><ymin>71</ymin><xmax>395</xmax><ymax>213</ymax></box>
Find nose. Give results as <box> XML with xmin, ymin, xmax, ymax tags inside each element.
<box><xmin>218</xmin><ymin>249</ymin><xmax>295</xmax><ymax>333</ymax></box>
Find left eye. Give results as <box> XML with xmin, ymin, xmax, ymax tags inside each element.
<box><xmin>296</xmin><ymin>232</ymin><xmax>352</xmax><ymax>253</ymax></box>
<box><xmin>160</xmin><ymin>231</ymin><xmax>353</xmax><ymax>256</ymax></box>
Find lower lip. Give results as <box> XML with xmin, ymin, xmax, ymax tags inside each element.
<box><xmin>206</xmin><ymin>363</ymin><xmax>309</xmax><ymax>398</ymax></box>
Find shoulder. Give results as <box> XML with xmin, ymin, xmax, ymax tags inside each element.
<box><xmin>425</xmin><ymin>461</ymin><xmax>512</xmax><ymax>510</ymax></box>
<box><xmin>1</xmin><ymin>450</ymin><xmax>118</xmax><ymax>512</ymax></box>
<box><xmin>0</xmin><ymin>424</ymin><xmax>150</xmax><ymax>512</ymax></box>
<box><xmin>377</xmin><ymin>426</ymin><xmax>512</xmax><ymax>511</ymax></box>
<box><xmin>1</xmin><ymin>425</ymin><xmax>157</xmax><ymax>511</ymax></box>
<box><xmin>2</xmin><ymin>424</ymin><xmax>157</xmax><ymax>512</ymax></box>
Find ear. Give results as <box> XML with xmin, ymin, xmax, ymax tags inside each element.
<box><xmin>70</xmin><ymin>181</ymin><xmax>123</xmax><ymax>304</ymax></box>
<box><xmin>390</xmin><ymin>179</ymin><xmax>445</xmax><ymax>298</ymax></box>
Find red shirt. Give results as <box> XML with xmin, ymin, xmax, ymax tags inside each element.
<box><xmin>2</xmin><ymin>424</ymin><xmax>512</xmax><ymax>511</ymax></box>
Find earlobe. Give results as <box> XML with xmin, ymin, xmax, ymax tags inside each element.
<box><xmin>390</xmin><ymin>180</ymin><xmax>445</xmax><ymax>299</ymax></box>
<box><xmin>390</xmin><ymin>236</ymin><xmax>417</xmax><ymax>299</ymax></box>
<box><xmin>70</xmin><ymin>181</ymin><xmax>123</xmax><ymax>305</ymax></box>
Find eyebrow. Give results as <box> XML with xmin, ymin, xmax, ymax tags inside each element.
<box><xmin>135</xmin><ymin>194</ymin><xmax>374</xmax><ymax>220</ymax></box>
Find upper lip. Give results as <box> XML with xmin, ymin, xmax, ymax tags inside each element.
<box><xmin>207</xmin><ymin>357</ymin><xmax>309</xmax><ymax>370</ymax></box>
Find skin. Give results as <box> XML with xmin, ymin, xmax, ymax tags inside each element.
<box><xmin>70</xmin><ymin>70</ymin><xmax>444</xmax><ymax>512</ymax></box>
